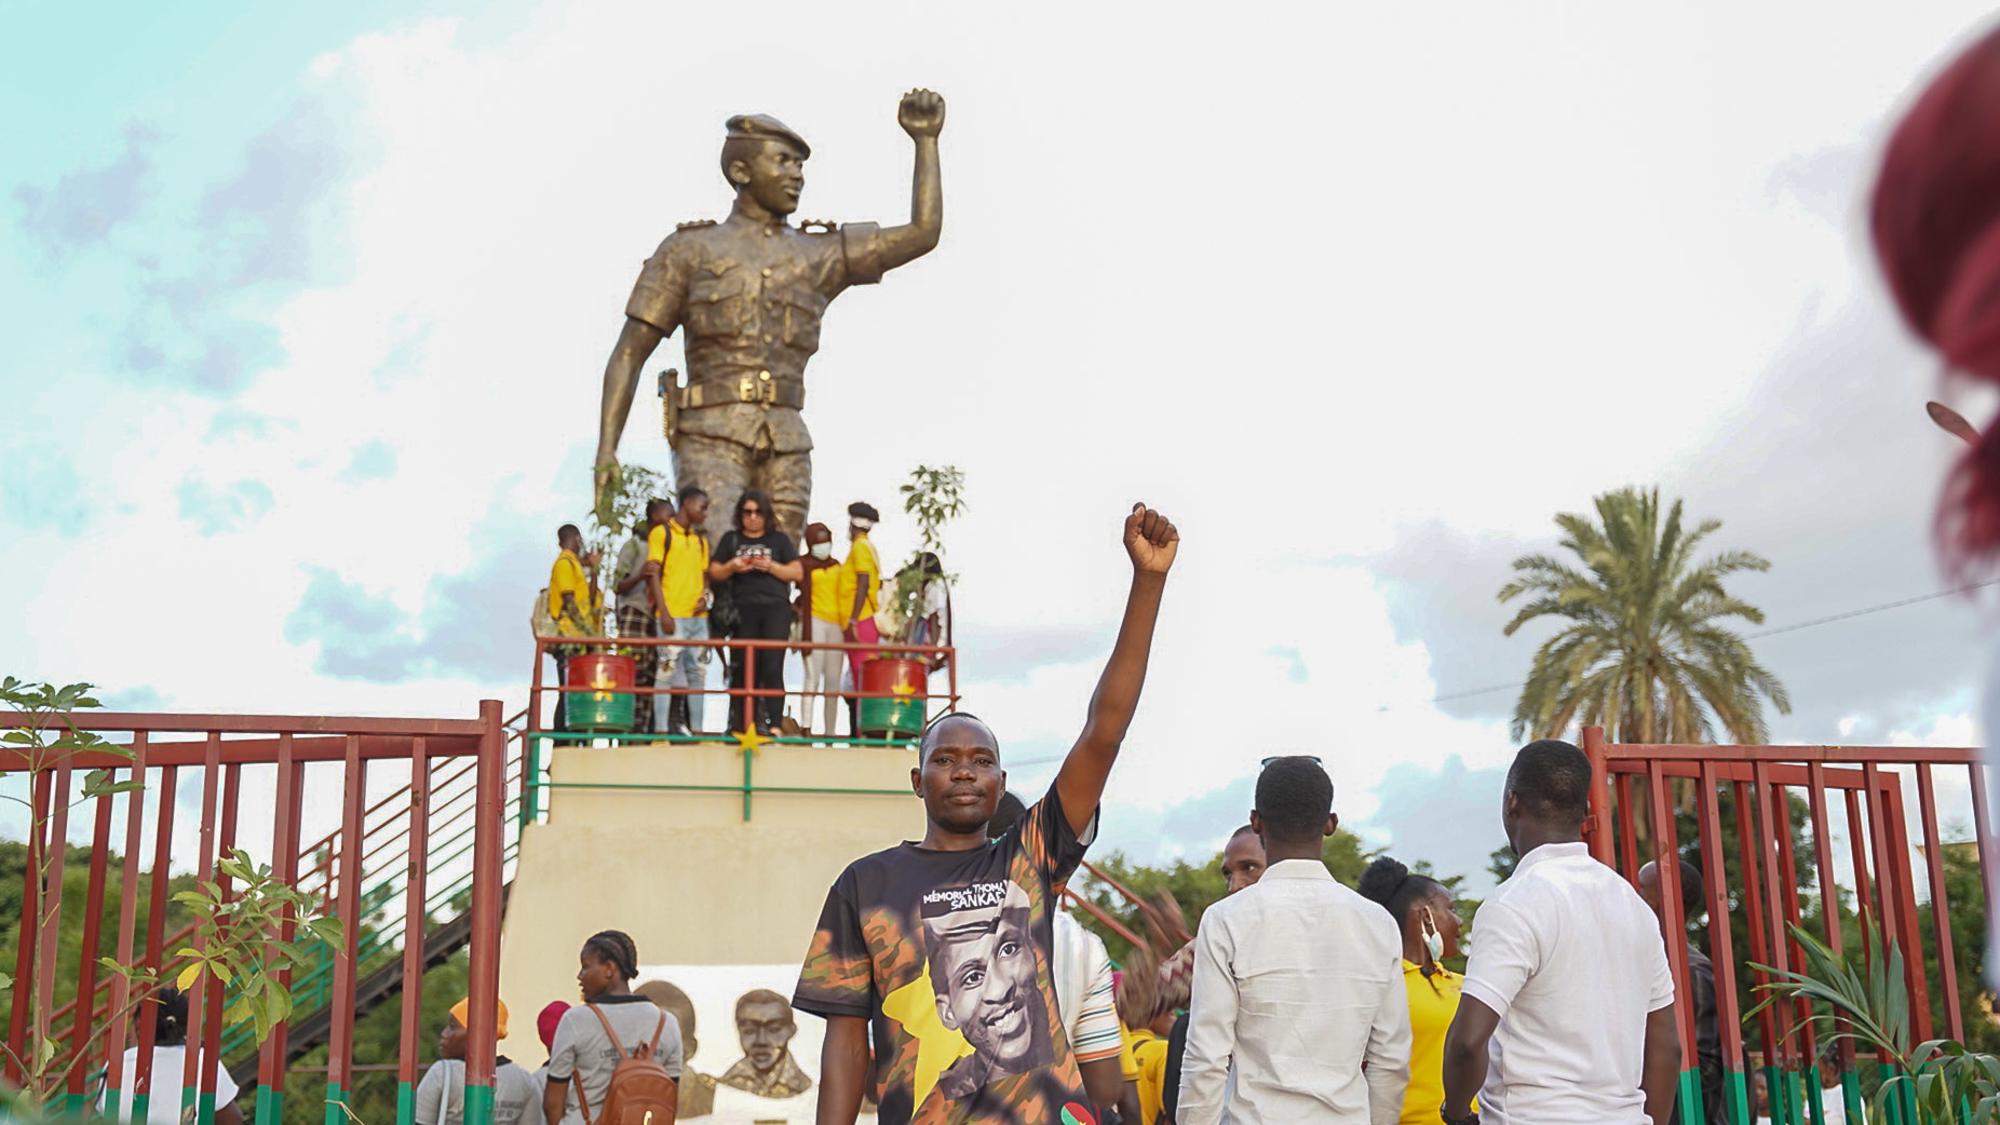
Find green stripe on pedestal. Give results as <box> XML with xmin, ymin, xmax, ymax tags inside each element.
<box><xmin>396</xmin><ymin>1080</ymin><xmax>415</xmax><ymax>1125</ymax></box>
<box><xmin>463</xmin><ymin>1082</ymin><xmax>495</xmax><ymax>1125</ymax></box>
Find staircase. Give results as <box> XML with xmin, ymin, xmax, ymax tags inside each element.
<box><xmin>52</xmin><ymin>714</ymin><xmax>529</xmax><ymax>1096</ymax></box>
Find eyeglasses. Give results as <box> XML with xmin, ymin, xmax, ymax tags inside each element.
<box><xmin>1261</xmin><ymin>755</ymin><xmax>1325</xmax><ymax>767</ymax></box>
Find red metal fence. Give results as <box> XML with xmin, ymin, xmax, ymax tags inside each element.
<box><xmin>1583</xmin><ymin>725</ymin><xmax>1993</xmax><ymax>1125</ymax></box>
<box><xmin>2</xmin><ymin>704</ymin><xmax>510</xmax><ymax>1124</ymax></box>
<box><xmin>524</xmin><ymin>632</ymin><xmax>957</xmax><ymax>822</ymax></box>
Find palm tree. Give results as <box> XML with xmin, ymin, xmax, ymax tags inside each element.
<box><xmin>1500</xmin><ymin>486</ymin><xmax>1791</xmax><ymax>744</ymax></box>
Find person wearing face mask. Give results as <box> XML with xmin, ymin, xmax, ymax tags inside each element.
<box><xmin>798</xmin><ymin>521</ymin><xmax>846</xmax><ymax>737</ymax></box>
<box><xmin>1359</xmin><ymin>855</ymin><xmax>1466</xmax><ymax>1125</ymax></box>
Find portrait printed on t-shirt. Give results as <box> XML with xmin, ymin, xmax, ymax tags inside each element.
<box><xmin>920</xmin><ymin>880</ymin><xmax>1054</xmax><ymax>1100</ymax></box>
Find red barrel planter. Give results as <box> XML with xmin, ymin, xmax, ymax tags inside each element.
<box><xmin>563</xmin><ymin>651</ymin><xmax>637</xmax><ymax>732</ymax></box>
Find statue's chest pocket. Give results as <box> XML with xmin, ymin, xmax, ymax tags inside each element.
<box><xmin>686</xmin><ymin>272</ymin><xmax>754</xmax><ymax>335</ymax></box>
<box><xmin>779</xmin><ymin>292</ymin><xmax>827</xmax><ymax>352</ymax></box>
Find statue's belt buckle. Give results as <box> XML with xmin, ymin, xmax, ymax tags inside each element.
<box><xmin>738</xmin><ymin>371</ymin><xmax>779</xmax><ymax>405</ymax></box>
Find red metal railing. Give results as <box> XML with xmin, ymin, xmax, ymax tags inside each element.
<box><xmin>2</xmin><ymin>705</ymin><xmax>508</xmax><ymax>1123</ymax></box>
<box><xmin>523</xmin><ymin>633</ymin><xmax>958</xmax><ymax>823</ymax></box>
<box><xmin>1582</xmin><ymin>725</ymin><xmax>1992</xmax><ymax>1125</ymax></box>
<box><xmin>527</xmin><ymin>631</ymin><xmax>957</xmax><ymax>738</ymax></box>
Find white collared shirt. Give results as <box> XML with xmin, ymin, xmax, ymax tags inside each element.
<box><xmin>1462</xmin><ymin>840</ymin><xmax>1674</xmax><ymax>1124</ymax></box>
<box><xmin>1178</xmin><ymin>857</ymin><xmax>1412</xmax><ymax>1125</ymax></box>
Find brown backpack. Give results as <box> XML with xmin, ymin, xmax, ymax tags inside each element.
<box><xmin>575</xmin><ymin>1004</ymin><xmax>678</xmax><ymax>1125</ymax></box>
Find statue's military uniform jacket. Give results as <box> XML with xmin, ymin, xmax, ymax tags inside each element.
<box><xmin>624</xmin><ymin>213</ymin><xmax>883</xmax><ymax>454</ymax></box>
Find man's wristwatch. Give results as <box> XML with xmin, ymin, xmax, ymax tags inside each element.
<box><xmin>1440</xmin><ymin>1107</ymin><xmax>1479</xmax><ymax>1125</ymax></box>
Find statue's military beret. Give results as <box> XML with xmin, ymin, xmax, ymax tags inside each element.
<box><xmin>724</xmin><ymin>114</ymin><xmax>810</xmax><ymax>159</ymax></box>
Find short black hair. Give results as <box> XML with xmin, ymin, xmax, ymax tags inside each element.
<box><xmin>989</xmin><ymin>791</ymin><xmax>1028</xmax><ymax>837</ymax></box>
<box><xmin>583</xmin><ymin>929</ymin><xmax>639</xmax><ymax>981</ymax></box>
<box><xmin>557</xmin><ymin>523</ymin><xmax>581</xmax><ymax>542</ymax></box>
<box><xmin>647</xmin><ymin>496</ymin><xmax>673</xmax><ymax>518</ymax></box>
<box><xmin>735</xmin><ymin>489</ymin><xmax>774</xmax><ymax>529</ymax></box>
<box><xmin>1506</xmin><ymin>739</ymin><xmax>1592</xmax><ymax>824</ymax></box>
<box><xmin>1358</xmin><ymin>855</ymin><xmax>1446</xmax><ymax>932</ymax></box>
<box><xmin>848</xmin><ymin>501</ymin><xmax>880</xmax><ymax>522</ymax></box>
<box><xmin>919</xmin><ymin>711</ymin><xmax>998</xmax><ymax>755</ymax></box>
<box><xmin>1649</xmin><ymin>858</ymin><xmax>1706</xmax><ymax>918</ymax></box>
<box><xmin>679</xmin><ymin>487</ymin><xmax>708</xmax><ymax>506</ymax></box>
<box><xmin>1254</xmin><ymin>756</ymin><xmax>1333</xmax><ymax>845</ymax></box>
<box><xmin>1228</xmin><ymin>823</ymin><xmax>1256</xmax><ymax>841</ymax></box>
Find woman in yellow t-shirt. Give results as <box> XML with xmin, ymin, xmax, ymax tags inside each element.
<box><xmin>1358</xmin><ymin>855</ymin><xmax>1467</xmax><ymax>1125</ymax></box>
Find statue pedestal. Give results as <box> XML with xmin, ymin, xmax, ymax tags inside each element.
<box><xmin>496</xmin><ymin>739</ymin><xmax>917</xmax><ymax>1071</ymax></box>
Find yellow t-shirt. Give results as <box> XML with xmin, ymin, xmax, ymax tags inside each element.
<box><xmin>549</xmin><ymin>550</ymin><xmax>596</xmax><ymax>637</ymax></box>
<box><xmin>1129</xmin><ymin>1027</ymin><xmax>1169</xmax><ymax>1125</ymax></box>
<box><xmin>809</xmin><ymin>561</ymin><xmax>845</xmax><ymax>625</ymax></box>
<box><xmin>651</xmin><ymin>521</ymin><xmax>710</xmax><ymax>620</ymax></box>
<box><xmin>839</xmin><ymin>535</ymin><xmax>881</xmax><ymax>622</ymax></box>
<box><xmin>1399</xmin><ymin>960</ymin><xmax>1467</xmax><ymax>1125</ymax></box>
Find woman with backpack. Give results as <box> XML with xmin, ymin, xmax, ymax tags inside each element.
<box><xmin>543</xmin><ymin>930</ymin><xmax>684</xmax><ymax>1124</ymax></box>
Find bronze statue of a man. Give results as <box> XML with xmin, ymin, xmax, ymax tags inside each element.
<box><xmin>594</xmin><ymin>89</ymin><xmax>946</xmax><ymax>544</ymax></box>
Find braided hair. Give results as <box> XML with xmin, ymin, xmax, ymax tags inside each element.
<box><xmin>583</xmin><ymin>929</ymin><xmax>640</xmax><ymax>983</ymax></box>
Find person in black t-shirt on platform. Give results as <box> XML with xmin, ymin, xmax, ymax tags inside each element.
<box><xmin>794</xmin><ymin>503</ymin><xmax>1180</xmax><ymax>1125</ymax></box>
<box><xmin>708</xmin><ymin>488</ymin><xmax>803</xmax><ymax>735</ymax></box>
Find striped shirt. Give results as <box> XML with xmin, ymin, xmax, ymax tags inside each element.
<box><xmin>1053</xmin><ymin>909</ymin><xmax>1124</xmax><ymax>1062</ymax></box>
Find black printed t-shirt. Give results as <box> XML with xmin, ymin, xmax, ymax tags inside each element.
<box><xmin>715</xmin><ymin>529</ymin><xmax>798</xmax><ymax>609</ymax></box>
<box><xmin>793</xmin><ymin>789</ymin><xmax>1099</xmax><ymax>1125</ymax></box>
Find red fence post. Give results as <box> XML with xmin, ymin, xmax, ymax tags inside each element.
<box><xmin>1914</xmin><ymin>763</ymin><xmax>1964</xmax><ymax>1042</ymax></box>
<box><xmin>103</xmin><ymin>734</ymin><xmax>149</xmax><ymax>1113</ymax></box>
<box><xmin>326</xmin><ymin>735</ymin><xmax>367</xmax><ymax>1121</ymax></box>
<box><xmin>396</xmin><ymin>735</ymin><xmax>431</xmax><ymax>1122</ymax></box>
<box><xmin>464</xmin><ymin>699</ymin><xmax>506</xmax><ymax>1119</ymax></box>
<box><xmin>1583</xmin><ymin>726</ymin><xmax>1615</xmax><ymax>866</ymax></box>
<box><xmin>33</xmin><ymin>762</ymin><xmax>74</xmax><ymax>1078</ymax></box>
<box><xmin>1643</xmin><ymin>759</ymin><xmax>1699</xmax><ymax>1118</ymax></box>
<box><xmin>1696</xmin><ymin>762</ymin><xmax>1750</xmax><ymax>1123</ymax></box>
<box><xmin>64</xmin><ymin>776</ymin><xmax>117</xmax><ymax>1108</ymax></box>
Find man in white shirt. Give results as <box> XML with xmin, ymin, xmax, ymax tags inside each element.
<box><xmin>1179</xmin><ymin>755</ymin><xmax>1412</xmax><ymax>1125</ymax></box>
<box><xmin>1441</xmin><ymin>739</ymin><xmax>1682</xmax><ymax>1125</ymax></box>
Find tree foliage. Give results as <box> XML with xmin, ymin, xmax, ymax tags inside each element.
<box><xmin>1500</xmin><ymin>487</ymin><xmax>1790</xmax><ymax>744</ymax></box>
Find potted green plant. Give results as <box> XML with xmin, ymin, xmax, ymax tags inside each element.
<box><xmin>565</xmin><ymin>463</ymin><xmax>670</xmax><ymax>733</ymax></box>
<box><xmin>858</xmin><ymin>466</ymin><xmax>965</xmax><ymax>742</ymax></box>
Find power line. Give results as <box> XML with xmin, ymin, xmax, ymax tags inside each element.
<box><xmin>1426</xmin><ymin>578</ymin><xmax>2000</xmax><ymax>707</ymax></box>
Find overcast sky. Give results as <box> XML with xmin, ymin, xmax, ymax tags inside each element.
<box><xmin>4</xmin><ymin>1</ymin><xmax>1994</xmax><ymax>888</ymax></box>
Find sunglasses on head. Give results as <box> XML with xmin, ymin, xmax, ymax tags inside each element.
<box><xmin>1261</xmin><ymin>755</ymin><xmax>1325</xmax><ymax>767</ymax></box>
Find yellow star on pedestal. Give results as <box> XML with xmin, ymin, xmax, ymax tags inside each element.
<box><xmin>733</xmin><ymin>726</ymin><xmax>770</xmax><ymax>754</ymax></box>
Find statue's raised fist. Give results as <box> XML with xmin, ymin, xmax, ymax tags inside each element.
<box><xmin>898</xmin><ymin>89</ymin><xmax>946</xmax><ymax>140</ymax></box>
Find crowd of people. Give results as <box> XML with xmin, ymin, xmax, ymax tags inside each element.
<box><xmin>518</xmin><ymin>504</ymin><xmax>1704</xmax><ymax>1124</ymax></box>
<box><xmin>540</xmin><ymin>489</ymin><xmax>951</xmax><ymax>740</ymax></box>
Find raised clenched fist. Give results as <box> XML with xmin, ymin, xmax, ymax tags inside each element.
<box><xmin>898</xmin><ymin>89</ymin><xmax>946</xmax><ymax>140</ymax></box>
<box><xmin>1123</xmin><ymin>503</ymin><xmax>1179</xmax><ymax>576</ymax></box>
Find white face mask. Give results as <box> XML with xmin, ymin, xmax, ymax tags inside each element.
<box><xmin>810</xmin><ymin>542</ymin><xmax>833</xmax><ymax>560</ymax></box>
<box><xmin>1421</xmin><ymin>908</ymin><xmax>1445</xmax><ymax>964</ymax></box>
